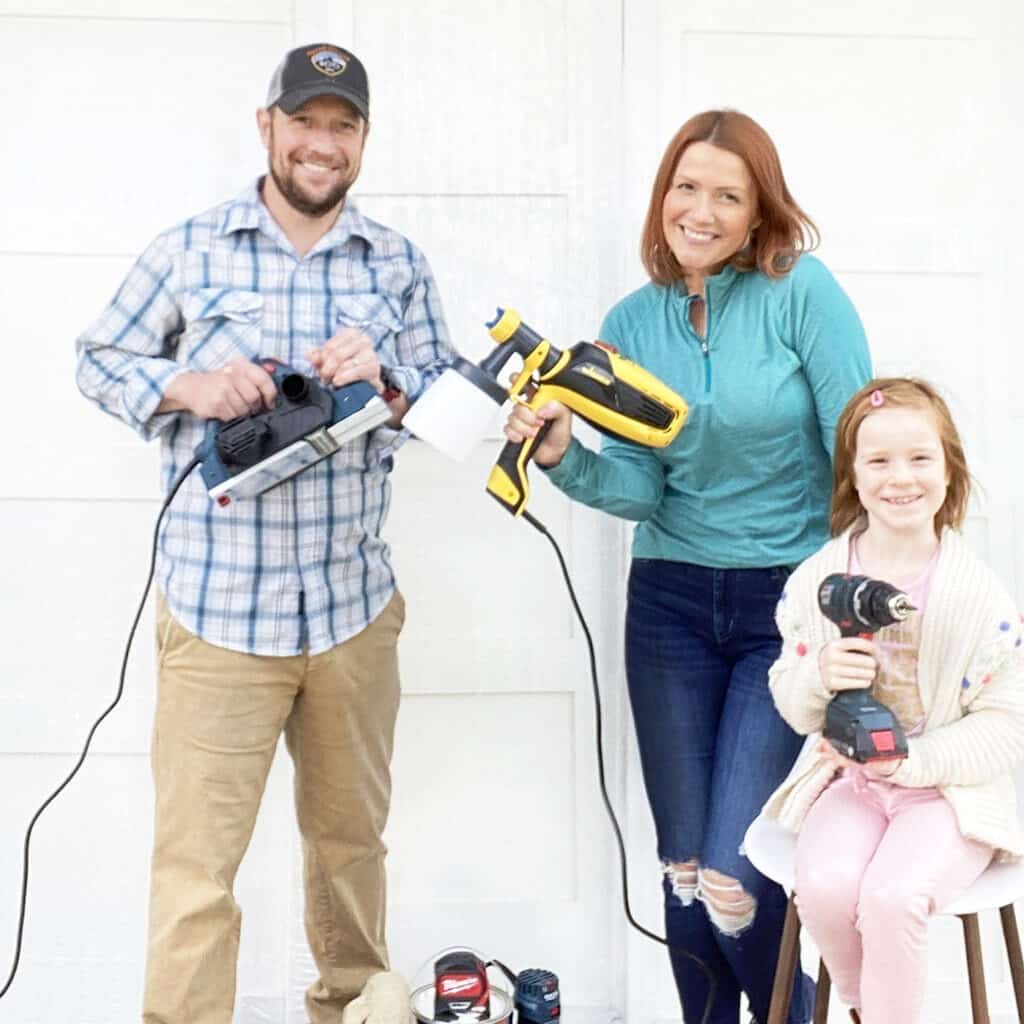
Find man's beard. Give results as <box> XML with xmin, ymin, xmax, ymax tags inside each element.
<box><xmin>269</xmin><ymin>159</ymin><xmax>351</xmax><ymax>218</ymax></box>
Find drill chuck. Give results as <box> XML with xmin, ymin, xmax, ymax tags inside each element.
<box><xmin>887</xmin><ymin>592</ymin><xmax>915</xmax><ymax>622</ymax></box>
<box><xmin>818</xmin><ymin>573</ymin><xmax>915</xmax><ymax>637</ymax></box>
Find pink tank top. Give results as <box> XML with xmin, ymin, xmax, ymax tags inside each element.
<box><xmin>849</xmin><ymin>538</ymin><xmax>938</xmax><ymax>736</ymax></box>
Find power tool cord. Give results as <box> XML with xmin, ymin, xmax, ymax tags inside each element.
<box><xmin>521</xmin><ymin>509</ymin><xmax>716</xmax><ymax>1024</ymax></box>
<box><xmin>0</xmin><ymin>456</ymin><xmax>200</xmax><ymax>1001</ymax></box>
<box><xmin>0</xmin><ymin>459</ymin><xmax>717</xmax><ymax>1018</ymax></box>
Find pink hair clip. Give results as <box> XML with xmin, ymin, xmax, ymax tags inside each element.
<box><xmin>870</xmin><ymin>389</ymin><xmax>885</xmax><ymax>407</ymax></box>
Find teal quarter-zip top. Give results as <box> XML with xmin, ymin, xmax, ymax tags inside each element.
<box><xmin>545</xmin><ymin>255</ymin><xmax>871</xmax><ymax>569</ymax></box>
<box><xmin>681</xmin><ymin>291</ymin><xmax>712</xmax><ymax>392</ymax></box>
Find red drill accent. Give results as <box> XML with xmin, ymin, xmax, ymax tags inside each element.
<box><xmin>871</xmin><ymin>729</ymin><xmax>895</xmax><ymax>752</ymax></box>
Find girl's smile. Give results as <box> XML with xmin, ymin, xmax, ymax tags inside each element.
<box><xmin>853</xmin><ymin>407</ymin><xmax>949</xmax><ymax>541</ymax></box>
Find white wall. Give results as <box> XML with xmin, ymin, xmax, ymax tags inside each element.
<box><xmin>0</xmin><ymin>1</ymin><xmax>1021</xmax><ymax>1023</ymax></box>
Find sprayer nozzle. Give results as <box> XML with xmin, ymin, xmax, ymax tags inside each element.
<box><xmin>485</xmin><ymin>308</ymin><xmax>505</xmax><ymax>330</ymax></box>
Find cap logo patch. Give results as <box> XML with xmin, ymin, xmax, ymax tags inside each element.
<box><xmin>310</xmin><ymin>48</ymin><xmax>348</xmax><ymax>77</ymax></box>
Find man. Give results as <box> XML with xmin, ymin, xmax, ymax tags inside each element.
<box><xmin>75</xmin><ymin>43</ymin><xmax>452</xmax><ymax>1024</ymax></box>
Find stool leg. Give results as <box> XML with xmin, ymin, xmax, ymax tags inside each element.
<box><xmin>961</xmin><ymin>913</ymin><xmax>991</xmax><ymax>1024</ymax></box>
<box><xmin>767</xmin><ymin>894</ymin><xmax>801</xmax><ymax>1024</ymax></box>
<box><xmin>812</xmin><ymin>957</ymin><xmax>831</xmax><ymax>1024</ymax></box>
<box><xmin>999</xmin><ymin>903</ymin><xmax>1024</xmax><ymax>1022</ymax></box>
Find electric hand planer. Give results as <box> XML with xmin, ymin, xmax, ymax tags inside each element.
<box><xmin>195</xmin><ymin>357</ymin><xmax>391</xmax><ymax>505</ymax></box>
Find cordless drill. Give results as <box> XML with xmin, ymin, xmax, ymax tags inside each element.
<box><xmin>817</xmin><ymin>573</ymin><xmax>915</xmax><ymax>763</ymax></box>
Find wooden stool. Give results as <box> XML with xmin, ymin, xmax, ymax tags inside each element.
<box><xmin>743</xmin><ymin>812</ymin><xmax>1024</xmax><ymax>1024</ymax></box>
<box><xmin>765</xmin><ymin>892</ymin><xmax>1024</xmax><ymax>1023</ymax></box>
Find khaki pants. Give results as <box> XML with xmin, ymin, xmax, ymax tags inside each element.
<box><xmin>142</xmin><ymin>592</ymin><xmax>405</xmax><ymax>1024</ymax></box>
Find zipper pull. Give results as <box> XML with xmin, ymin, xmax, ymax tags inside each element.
<box><xmin>701</xmin><ymin>340</ymin><xmax>709</xmax><ymax>355</ymax></box>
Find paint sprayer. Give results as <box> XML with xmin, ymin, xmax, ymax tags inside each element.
<box><xmin>404</xmin><ymin>308</ymin><xmax>688</xmax><ymax>515</ymax></box>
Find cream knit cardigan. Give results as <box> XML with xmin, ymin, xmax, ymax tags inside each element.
<box><xmin>762</xmin><ymin>527</ymin><xmax>1024</xmax><ymax>860</ymax></box>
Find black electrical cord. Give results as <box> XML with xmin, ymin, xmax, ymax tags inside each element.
<box><xmin>0</xmin><ymin>456</ymin><xmax>200</xmax><ymax>1002</ymax></box>
<box><xmin>0</xmin><ymin>456</ymin><xmax>717</xmax><ymax>1018</ymax></box>
<box><xmin>489</xmin><ymin>957</ymin><xmax>518</xmax><ymax>988</ymax></box>
<box><xmin>521</xmin><ymin>508</ymin><xmax>717</xmax><ymax>1024</ymax></box>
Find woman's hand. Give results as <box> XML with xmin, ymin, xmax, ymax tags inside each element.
<box><xmin>503</xmin><ymin>399</ymin><xmax>574</xmax><ymax>467</ymax></box>
<box><xmin>818</xmin><ymin>637</ymin><xmax>878</xmax><ymax>693</ymax></box>
<box><xmin>816</xmin><ymin>738</ymin><xmax>902</xmax><ymax>777</ymax></box>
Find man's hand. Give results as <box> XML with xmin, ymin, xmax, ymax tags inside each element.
<box><xmin>340</xmin><ymin>971</ymin><xmax>412</xmax><ymax>1024</ymax></box>
<box><xmin>818</xmin><ymin>637</ymin><xmax>879</xmax><ymax>693</ymax></box>
<box><xmin>309</xmin><ymin>327</ymin><xmax>410</xmax><ymax>426</ymax></box>
<box><xmin>816</xmin><ymin>737</ymin><xmax>902</xmax><ymax>778</ymax></box>
<box><xmin>159</xmin><ymin>359</ymin><xmax>277</xmax><ymax>420</ymax></box>
<box><xmin>309</xmin><ymin>327</ymin><xmax>383</xmax><ymax>391</ymax></box>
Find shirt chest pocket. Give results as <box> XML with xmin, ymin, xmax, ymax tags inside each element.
<box><xmin>332</xmin><ymin>293</ymin><xmax>403</xmax><ymax>360</ymax></box>
<box><xmin>180</xmin><ymin>288</ymin><xmax>264</xmax><ymax>371</ymax></box>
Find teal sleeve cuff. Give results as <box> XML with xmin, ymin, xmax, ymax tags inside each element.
<box><xmin>540</xmin><ymin>437</ymin><xmax>588</xmax><ymax>487</ymax></box>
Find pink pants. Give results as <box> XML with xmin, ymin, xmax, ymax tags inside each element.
<box><xmin>795</xmin><ymin>771</ymin><xmax>992</xmax><ymax>1023</ymax></box>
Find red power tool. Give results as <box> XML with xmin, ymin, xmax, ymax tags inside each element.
<box><xmin>817</xmin><ymin>573</ymin><xmax>915</xmax><ymax>763</ymax></box>
<box><xmin>434</xmin><ymin>951</ymin><xmax>490</xmax><ymax>1021</ymax></box>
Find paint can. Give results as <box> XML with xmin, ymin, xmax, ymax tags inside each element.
<box><xmin>409</xmin><ymin>983</ymin><xmax>514</xmax><ymax>1024</ymax></box>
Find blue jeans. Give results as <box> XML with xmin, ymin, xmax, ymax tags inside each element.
<box><xmin>625</xmin><ymin>559</ymin><xmax>814</xmax><ymax>1024</ymax></box>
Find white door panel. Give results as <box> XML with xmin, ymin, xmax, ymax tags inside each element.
<box><xmin>1</xmin><ymin>0</ymin><xmax>1021</xmax><ymax>1022</ymax></box>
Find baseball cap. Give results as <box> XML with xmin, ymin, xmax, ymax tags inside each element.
<box><xmin>265</xmin><ymin>43</ymin><xmax>369</xmax><ymax>120</ymax></box>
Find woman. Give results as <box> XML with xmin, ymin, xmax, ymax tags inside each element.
<box><xmin>506</xmin><ymin>111</ymin><xmax>871</xmax><ymax>1023</ymax></box>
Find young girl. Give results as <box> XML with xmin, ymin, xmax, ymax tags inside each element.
<box><xmin>763</xmin><ymin>377</ymin><xmax>1024</xmax><ymax>1024</ymax></box>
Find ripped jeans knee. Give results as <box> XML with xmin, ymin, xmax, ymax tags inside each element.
<box><xmin>663</xmin><ymin>858</ymin><xmax>699</xmax><ymax>906</ymax></box>
<box><xmin>662</xmin><ymin>860</ymin><xmax>757</xmax><ymax>936</ymax></box>
<box><xmin>697</xmin><ymin>866</ymin><xmax>757</xmax><ymax>936</ymax></box>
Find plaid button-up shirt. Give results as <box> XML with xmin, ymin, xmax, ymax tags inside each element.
<box><xmin>76</xmin><ymin>180</ymin><xmax>453</xmax><ymax>655</ymax></box>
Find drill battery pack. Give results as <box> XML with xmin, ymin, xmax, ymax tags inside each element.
<box><xmin>195</xmin><ymin>358</ymin><xmax>390</xmax><ymax>505</ymax></box>
<box><xmin>825</xmin><ymin>690</ymin><xmax>909</xmax><ymax>762</ymax></box>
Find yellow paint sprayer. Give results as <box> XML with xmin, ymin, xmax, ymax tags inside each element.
<box><xmin>404</xmin><ymin>308</ymin><xmax>689</xmax><ymax>515</ymax></box>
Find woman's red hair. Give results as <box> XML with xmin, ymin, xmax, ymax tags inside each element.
<box><xmin>641</xmin><ymin>110</ymin><xmax>818</xmax><ymax>285</ymax></box>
